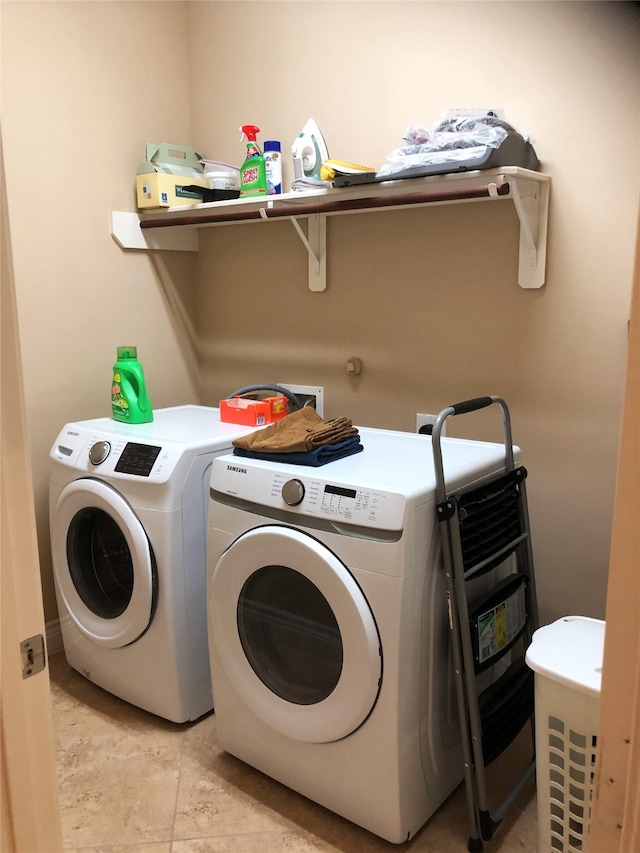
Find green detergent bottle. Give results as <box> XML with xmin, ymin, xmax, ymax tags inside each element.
<box><xmin>111</xmin><ymin>346</ymin><xmax>153</xmax><ymax>424</ymax></box>
<box><xmin>239</xmin><ymin>124</ymin><xmax>268</xmax><ymax>197</ymax></box>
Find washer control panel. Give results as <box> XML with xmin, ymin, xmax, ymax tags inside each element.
<box><xmin>51</xmin><ymin>426</ymin><xmax>184</xmax><ymax>483</ymax></box>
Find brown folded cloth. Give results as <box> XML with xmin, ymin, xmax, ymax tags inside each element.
<box><xmin>232</xmin><ymin>407</ymin><xmax>358</xmax><ymax>454</ymax></box>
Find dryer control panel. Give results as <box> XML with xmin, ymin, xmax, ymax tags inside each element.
<box><xmin>212</xmin><ymin>458</ymin><xmax>407</xmax><ymax>531</ymax></box>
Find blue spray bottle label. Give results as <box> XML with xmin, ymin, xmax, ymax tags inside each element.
<box><xmin>264</xmin><ymin>140</ymin><xmax>282</xmax><ymax>195</ymax></box>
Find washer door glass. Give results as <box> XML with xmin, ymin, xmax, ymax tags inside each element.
<box><xmin>51</xmin><ymin>479</ymin><xmax>156</xmax><ymax>648</ymax></box>
<box><xmin>210</xmin><ymin>525</ymin><xmax>382</xmax><ymax>744</ymax></box>
<box><xmin>67</xmin><ymin>507</ymin><xmax>134</xmax><ymax>619</ymax></box>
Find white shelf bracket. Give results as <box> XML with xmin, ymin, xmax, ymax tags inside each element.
<box><xmin>290</xmin><ymin>214</ymin><xmax>326</xmax><ymax>292</ymax></box>
<box><xmin>110</xmin><ymin>211</ymin><xmax>198</xmax><ymax>252</ymax></box>
<box><xmin>508</xmin><ymin>177</ymin><xmax>549</xmax><ymax>289</ymax></box>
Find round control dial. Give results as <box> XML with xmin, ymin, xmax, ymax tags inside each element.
<box><xmin>281</xmin><ymin>478</ymin><xmax>305</xmax><ymax>506</ymax></box>
<box><xmin>89</xmin><ymin>440</ymin><xmax>111</xmax><ymax>466</ymax></box>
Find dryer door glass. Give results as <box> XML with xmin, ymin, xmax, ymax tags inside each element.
<box><xmin>66</xmin><ymin>507</ymin><xmax>134</xmax><ymax>618</ymax></box>
<box><xmin>238</xmin><ymin>565</ymin><xmax>342</xmax><ymax>705</ymax></box>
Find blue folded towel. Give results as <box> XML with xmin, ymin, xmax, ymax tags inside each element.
<box><xmin>233</xmin><ymin>435</ymin><xmax>364</xmax><ymax>467</ymax></box>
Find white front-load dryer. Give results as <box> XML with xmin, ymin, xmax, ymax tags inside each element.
<box><xmin>207</xmin><ymin>426</ymin><xmax>515</xmax><ymax>843</ymax></box>
<box><xmin>49</xmin><ymin>405</ymin><xmax>254</xmax><ymax>723</ymax></box>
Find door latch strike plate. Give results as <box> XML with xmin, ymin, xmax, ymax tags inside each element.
<box><xmin>21</xmin><ymin>634</ymin><xmax>46</xmax><ymax>679</ymax></box>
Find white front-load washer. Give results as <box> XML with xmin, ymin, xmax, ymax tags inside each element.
<box><xmin>207</xmin><ymin>426</ymin><xmax>516</xmax><ymax>843</ymax></box>
<box><xmin>49</xmin><ymin>405</ymin><xmax>254</xmax><ymax>723</ymax></box>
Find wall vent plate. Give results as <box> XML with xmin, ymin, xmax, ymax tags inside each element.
<box><xmin>278</xmin><ymin>384</ymin><xmax>324</xmax><ymax>418</ymax></box>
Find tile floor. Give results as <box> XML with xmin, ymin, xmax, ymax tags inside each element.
<box><xmin>48</xmin><ymin>652</ymin><xmax>539</xmax><ymax>852</ymax></box>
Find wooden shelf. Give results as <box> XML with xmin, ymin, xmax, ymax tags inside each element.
<box><xmin>111</xmin><ymin>166</ymin><xmax>550</xmax><ymax>290</ymax></box>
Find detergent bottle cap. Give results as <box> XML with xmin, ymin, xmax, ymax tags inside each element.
<box><xmin>264</xmin><ymin>140</ymin><xmax>281</xmax><ymax>152</ymax></box>
<box><xmin>240</xmin><ymin>124</ymin><xmax>260</xmax><ymax>142</ymax></box>
<box><xmin>116</xmin><ymin>346</ymin><xmax>138</xmax><ymax>359</ymax></box>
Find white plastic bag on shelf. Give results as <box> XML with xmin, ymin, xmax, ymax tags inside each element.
<box><xmin>377</xmin><ymin>113</ymin><xmax>522</xmax><ymax>178</ymax></box>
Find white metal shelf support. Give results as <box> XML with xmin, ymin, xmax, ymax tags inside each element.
<box><xmin>508</xmin><ymin>176</ymin><xmax>549</xmax><ymax>289</ymax></box>
<box><xmin>289</xmin><ymin>214</ymin><xmax>326</xmax><ymax>292</ymax></box>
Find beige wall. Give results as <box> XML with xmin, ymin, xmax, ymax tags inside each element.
<box><xmin>2</xmin><ymin>1</ymin><xmax>200</xmax><ymax>621</ymax></box>
<box><xmin>189</xmin><ymin>1</ymin><xmax>640</xmax><ymax>625</ymax></box>
<box><xmin>2</xmin><ymin>1</ymin><xmax>639</xmax><ymax>627</ymax></box>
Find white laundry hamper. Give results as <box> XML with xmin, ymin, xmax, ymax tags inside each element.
<box><xmin>525</xmin><ymin>616</ymin><xmax>605</xmax><ymax>853</ymax></box>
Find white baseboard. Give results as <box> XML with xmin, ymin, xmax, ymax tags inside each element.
<box><xmin>45</xmin><ymin>618</ymin><xmax>64</xmax><ymax>657</ymax></box>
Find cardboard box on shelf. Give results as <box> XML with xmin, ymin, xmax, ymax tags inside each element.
<box><xmin>136</xmin><ymin>142</ymin><xmax>207</xmax><ymax>209</ymax></box>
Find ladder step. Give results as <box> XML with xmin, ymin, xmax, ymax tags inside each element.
<box><xmin>458</xmin><ymin>469</ymin><xmax>528</xmax><ymax>575</ymax></box>
<box><xmin>479</xmin><ymin>660</ymin><xmax>534</xmax><ymax>766</ymax></box>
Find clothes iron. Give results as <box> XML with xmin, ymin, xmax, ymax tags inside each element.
<box><xmin>291</xmin><ymin>119</ymin><xmax>330</xmax><ymax>185</ymax></box>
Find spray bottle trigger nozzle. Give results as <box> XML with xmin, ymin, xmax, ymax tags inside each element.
<box><xmin>240</xmin><ymin>124</ymin><xmax>260</xmax><ymax>142</ymax></box>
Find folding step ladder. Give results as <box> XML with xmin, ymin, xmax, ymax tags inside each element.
<box><xmin>432</xmin><ymin>396</ymin><xmax>539</xmax><ymax>852</ymax></box>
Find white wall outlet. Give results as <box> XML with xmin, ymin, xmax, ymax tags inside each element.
<box><xmin>416</xmin><ymin>413</ymin><xmax>446</xmax><ymax>436</ymax></box>
<box><xmin>278</xmin><ymin>384</ymin><xmax>324</xmax><ymax>418</ymax></box>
